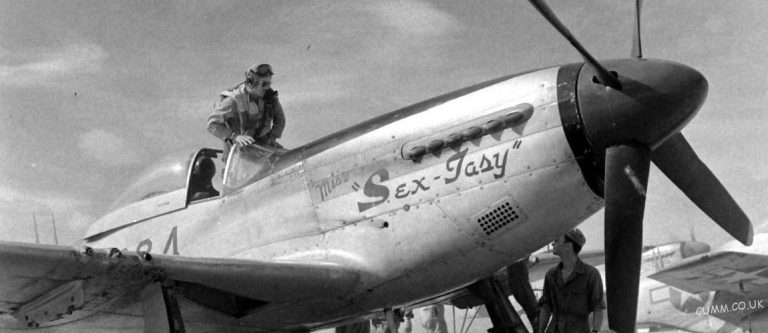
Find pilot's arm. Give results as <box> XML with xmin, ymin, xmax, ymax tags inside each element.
<box><xmin>208</xmin><ymin>98</ymin><xmax>235</xmax><ymax>139</ymax></box>
<box><xmin>267</xmin><ymin>96</ymin><xmax>285</xmax><ymax>143</ymax></box>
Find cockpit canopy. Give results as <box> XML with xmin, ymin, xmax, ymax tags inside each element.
<box><xmin>87</xmin><ymin>145</ymin><xmax>284</xmax><ymax>242</ymax></box>
<box><xmin>108</xmin><ymin>144</ymin><xmax>282</xmax><ymax>211</ymax></box>
<box><xmin>108</xmin><ymin>151</ymin><xmax>196</xmax><ymax>211</ymax></box>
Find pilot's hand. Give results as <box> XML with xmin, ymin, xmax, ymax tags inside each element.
<box><xmin>265</xmin><ymin>134</ymin><xmax>279</xmax><ymax>145</ymax></box>
<box><xmin>233</xmin><ymin>135</ymin><xmax>255</xmax><ymax>146</ymax></box>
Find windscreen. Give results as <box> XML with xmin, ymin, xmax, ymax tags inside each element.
<box><xmin>223</xmin><ymin>145</ymin><xmax>277</xmax><ymax>190</ymax></box>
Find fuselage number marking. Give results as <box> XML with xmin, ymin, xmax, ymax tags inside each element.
<box><xmin>135</xmin><ymin>226</ymin><xmax>179</xmax><ymax>255</ymax></box>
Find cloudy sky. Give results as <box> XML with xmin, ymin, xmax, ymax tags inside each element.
<box><xmin>1</xmin><ymin>0</ymin><xmax>766</xmax><ymax>248</ymax></box>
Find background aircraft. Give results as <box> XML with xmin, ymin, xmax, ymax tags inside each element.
<box><xmin>651</xmin><ymin>232</ymin><xmax>768</xmax><ymax>332</ymax></box>
<box><xmin>0</xmin><ymin>0</ymin><xmax>760</xmax><ymax>332</ymax></box>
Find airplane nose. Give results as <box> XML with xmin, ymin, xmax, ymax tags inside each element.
<box><xmin>576</xmin><ymin>59</ymin><xmax>708</xmax><ymax>152</ymax></box>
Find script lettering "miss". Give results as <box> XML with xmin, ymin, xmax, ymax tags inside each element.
<box><xmin>315</xmin><ymin>171</ymin><xmax>350</xmax><ymax>201</ymax></box>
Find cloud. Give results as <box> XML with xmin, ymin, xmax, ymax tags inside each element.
<box><xmin>0</xmin><ymin>185</ymin><xmax>90</xmax><ymax>212</ymax></box>
<box><xmin>0</xmin><ymin>43</ymin><xmax>107</xmax><ymax>87</ymax></box>
<box><xmin>175</xmin><ymin>99</ymin><xmax>217</xmax><ymax>120</ymax></box>
<box><xmin>367</xmin><ymin>0</ymin><xmax>462</xmax><ymax>37</ymax></box>
<box><xmin>78</xmin><ymin>129</ymin><xmax>142</xmax><ymax>166</ymax></box>
<box><xmin>0</xmin><ymin>185</ymin><xmax>95</xmax><ymax>244</ymax></box>
<box><xmin>756</xmin><ymin>219</ymin><xmax>768</xmax><ymax>235</ymax></box>
<box><xmin>282</xmin><ymin>73</ymin><xmax>355</xmax><ymax>108</ymax></box>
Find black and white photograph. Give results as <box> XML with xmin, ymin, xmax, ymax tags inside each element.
<box><xmin>1</xmin><ymin>1</ymin><xmax>767</xmax><ymax>332</ymax></box>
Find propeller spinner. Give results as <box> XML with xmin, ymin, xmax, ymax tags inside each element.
<box><xmin>527</xmin><ymin>1</ymin><xmax>753</xmax><ymax>332</ymax></box>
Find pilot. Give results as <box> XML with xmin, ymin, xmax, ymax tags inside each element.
<box><xmin>188</xmin><ymin>157</ymin><xmax>219</xmax><ymax>201</ymax></box>
<box><xmin>538</xmin><ymin>228</ymin><xmax>606</xmax><ymax>333</ymax></box>
<box><xmin>207</xmin><ymin>63</ymin><xmax>286</xmax><ymax>159</ymax></box>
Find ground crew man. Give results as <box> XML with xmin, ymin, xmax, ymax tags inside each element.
<box><xmin>208</xmin><ymin>64</ymin><xmax>285</xmax><ymax>159</ymax></box>
<box><xmin>538</xmin><ymin>228</ymin><xmax>606</xmax><ymax>333</ymax></box>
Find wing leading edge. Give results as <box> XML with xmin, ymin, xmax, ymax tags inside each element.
<box><xmin>0</xmin><ymin>241</ymin><xmax>361</xmax><ymax>328</ymax></box>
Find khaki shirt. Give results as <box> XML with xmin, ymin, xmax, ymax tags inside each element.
<box><xmin>539</xmin><ymin>258</ymin><xmax>606</xmax><ymax>333</ymax></box>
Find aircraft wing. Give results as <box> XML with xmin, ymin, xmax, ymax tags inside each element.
<box><xmin>649</xmin><ymin>251</ymin><xmax>768</xmax><ymax>327</ymax></box>
<box><xmin>0</xmin><ymin>241</ymin><xmax>361</xmax><ymax>326</ymax></box>
<box><xmin>649</xmin><ymin>251</ymin><xmax>768</xmax><ymax>298</ymax></box>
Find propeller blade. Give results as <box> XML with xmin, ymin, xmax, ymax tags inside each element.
<box><xmin>652</xmin><ymin>133</ymin><xmax>754</xmax><ymax>245</ymax></box>
<box><xmin>528</xmin><ymin>0</ymin><xmax>622</xmax><ymax>90</ymax></box>
<box><xmin>604</xmin><ymin>144</ymin><xmax>651</xmax><ymax>333</ymax></box>
<box><xmin>631</xmin><ymin>0</ymin><xmax>643</xmax><ymax>58</ymax></box>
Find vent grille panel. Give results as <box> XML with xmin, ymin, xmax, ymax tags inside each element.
<box><xmin>477</xmin><ymin>202</ymin><xmax>519</xmax><ymax>236</ymax></box>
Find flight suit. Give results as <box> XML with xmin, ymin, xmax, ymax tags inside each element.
<box><xmin>207</xmin><ymin>84</ymin><xmax>285</xmax><ymax>158</ymax></box>
<box><xmin>539</xmin><ymin>259</ymin><xmax>605</xmax><ymax>333</ymax></box>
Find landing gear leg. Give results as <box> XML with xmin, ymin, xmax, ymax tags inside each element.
<box><xmin>384</xmin><ymin>308</ymin><xmax>402</xmax><ymax>333</ymax></box>
<box><xmin>468</xmin><ymin>278</ymin><xmax>528</xmax><ymax>333</ymax></box>
<box><xmin>140</xmin><ymin>282</ymin><xmax>185</xmax><ymax>333</ymax></box>
<box><xmin>506</xmin><ymin>261</ymin><xmax>539</xmax><ymax>330</ymax></box>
